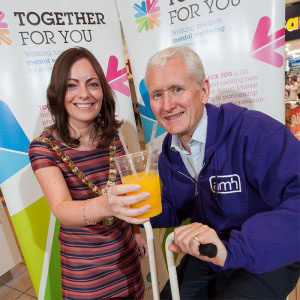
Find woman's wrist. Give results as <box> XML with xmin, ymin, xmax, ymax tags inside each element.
<box><xmin>81</xmin><ymin>201</ymin><xmax>98</xmax><ymax>225</ymax></box>
<box><xmin>97</xmin><ymin>194</ymin><xmax>113</xmax><ymax>217</ymax></box>
<box><xmin>80</xmin><ymin>196</ymin><xmax>112</xmax><ymax>226</ymax></box>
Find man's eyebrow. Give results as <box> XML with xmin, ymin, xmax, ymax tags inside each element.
<box><xmin>150</xmin><ymin>88</ymin><xmax>162</xmax><ymax>94</ymax></box>
<box><xmin>151</xmin><ymin>84</ymin><xmax>182</xmax><ymax>93</ymax></box>
<box><xmin>168</xmin><ymin>84</ymin><xmax>182</xmax><ymax>89</ymax></box>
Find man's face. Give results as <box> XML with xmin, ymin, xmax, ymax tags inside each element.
<box><xmin>147</xmin><ymin>57</ymin><xmax>209</xmax><ymax>143</ymax></box>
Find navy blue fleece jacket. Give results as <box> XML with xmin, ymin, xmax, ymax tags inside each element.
<box><xmin>151</xmin><ymin>103</ymin><xmax>300</xmax><ymax>274</ymax></box>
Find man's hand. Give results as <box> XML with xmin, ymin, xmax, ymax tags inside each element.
<box><xmin>134</xmin><ymin>233</ymin><xmax>148</xmax><ymax>258</ymax></box>
<box><xmin>103</xmin><ymin>184</ymin><xmax>151</xmax><ymax>224</ymax></box>
<box><xmin>169</xmin><ymin>222</ymin><xmax>227</xmax><ymax>267</ymax></box>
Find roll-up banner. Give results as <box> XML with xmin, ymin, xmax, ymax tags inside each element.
<box><xmin>117</xmin><ymin>0</ymin><xmax>286</xmax><ymax>149</ymax></box>
<box><xmin>0</xmin><ymin>1</ymin><xmax>139</xmax><ymax>298</ymax></box>
<box><xmin>117</xmin><ymin>0</ymin><xmax>286</xmax><ymax>296</ymax></box>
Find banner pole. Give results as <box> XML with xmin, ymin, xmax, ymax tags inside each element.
<box><xmin>143</xmin><ymin>221</ymin><xmax>160</xmax><ymax>300</ymax></box>
<box><xmin>165</xmin><ymin>232</ymin><xmax>180</xmax><ymax>300</ymax></box>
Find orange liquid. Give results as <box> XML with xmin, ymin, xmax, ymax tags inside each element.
<box><xmin>122</xmin><ymin>172</ymin><xmax>162</xmax><ymax>218</ymax></box>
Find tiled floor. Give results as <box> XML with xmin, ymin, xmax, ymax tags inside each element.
<box><xmin>0</xmin><ymin>262</ymin><xmax>37</xmax><ymax>300</ymax></box>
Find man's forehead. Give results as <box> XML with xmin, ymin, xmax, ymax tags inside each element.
<box><xmin>147</xmin><ymin>68</ymin><xmax>192</xmax><ymax>92</ymax></box>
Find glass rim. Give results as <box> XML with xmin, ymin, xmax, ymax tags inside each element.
<box><xmin>113</xmin><ymin>149</ymin><xmax>159</xmax><ymax>160</ymax></box>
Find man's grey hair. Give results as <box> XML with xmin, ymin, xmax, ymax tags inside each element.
<box><xmin>145</xmin><ymin>46</ymin><xmax>206</xmax><ymax>87</ymax></box>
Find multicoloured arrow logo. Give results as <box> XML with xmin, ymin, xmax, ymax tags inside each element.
<box><xmin>134</xmin><ymin>0</ymin><xmax>160</xmax><ymax>32</ymax></box>
<box><xmin>250</xmin><ymin>16</ymin><xmax>285</xmax><ymax>68</ymax></box>
<box><xmin>0</xmin><ymin>11</ymin><xmax>12</xmax><ymax>45</ymax></box>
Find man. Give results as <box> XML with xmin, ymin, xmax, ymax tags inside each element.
<box><xmin>145</xmin><ymin>46</ymin><xmax>300</xmax><ymax>299</ymax></box>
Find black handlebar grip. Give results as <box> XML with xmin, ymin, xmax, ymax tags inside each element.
<box><xmin>199</xmin><ymin>243</ymin><xmax>217</xmax><ymax>258</ymax></box>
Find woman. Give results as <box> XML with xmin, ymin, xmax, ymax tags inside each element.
<box><xmin>29</xmin><ymin>47</ymin><xmax>150</xmax><ymax>299</ymax></box>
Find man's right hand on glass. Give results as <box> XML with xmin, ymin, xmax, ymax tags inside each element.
<box><xmin>104</xmin><ymin>184</ymin><xmax>151</xmax><ymax>224</ymax></box>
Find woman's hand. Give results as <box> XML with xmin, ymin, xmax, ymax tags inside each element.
<box><xmin>169</xmin><ymin>222</ymin><xmax>227</xmax><ymax>267</ymax></box>
<box><xmin>103</xmin><ymin>184</ymin><xmax>151</xmax><ymax>224</ymax></box>
<box><xmin>134</xmin><ymin>233</ymin><xmax>148</xmax><ymax>258</ymax></box>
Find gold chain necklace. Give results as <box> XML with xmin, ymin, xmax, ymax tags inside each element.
<box><xmin>34</xmin><ymin>136</ymin><xmax>117</xmax><ymax>226</ymax></box>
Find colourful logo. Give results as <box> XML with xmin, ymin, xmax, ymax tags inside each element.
<box><xmin>134</xmin><ymin>0</ymin><xmax>160</xmax><ymax>33</ymax></box>
<box><xmin>0</xmin><ymin>11</ymin><xmax>12</xmax><ymax>45</ymax></box>
<box><xmin>250</xmin><ymin>16</ymin><xmax>285</xmax><ymax>68</ymax></box>
<box><xmin>106</xmin><ymin>55</ymin><xmax>130</xmax><ymax>97</ymax></box>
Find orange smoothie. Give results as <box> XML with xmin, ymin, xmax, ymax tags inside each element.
<box><xmin>122</xmin><ymin>171</ymin><xmax>162</xmax><ymax>218</ymax></box>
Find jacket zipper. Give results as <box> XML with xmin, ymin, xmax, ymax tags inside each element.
<box><xmin>177</xmin><ymin>171</ymin><xmax>198</xmax><ymax>196</ymax></box>
<box><xmin>177</xmin><ymin>161</ymin><xmax>208</xmax><ymax>223</ymax></box>
<box><xmin>177</xmin><ymin>170</ymin><xmax>205</xmax><ymax>223</ymax></box>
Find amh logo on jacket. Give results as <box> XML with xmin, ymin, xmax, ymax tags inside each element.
<box><xmin>209</xmin><ymin>174</ymin><xmax>241</xmax><ymax>194</ymax></box>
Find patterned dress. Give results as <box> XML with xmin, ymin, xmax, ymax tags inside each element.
<box><xmin>29</xmin><ymin>132</ymin><xmax>144</xmax><ymax>300</ymax></box>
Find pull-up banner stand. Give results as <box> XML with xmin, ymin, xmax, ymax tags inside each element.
<box><xmin>117</xmin><ymin>1</ymin><xmax>286</xmax><ymax>298</ymax></box>
<box><xmin>0</xmin><ymin>1</ymin><xmax>139</xmax><ymax>298</ymax></box>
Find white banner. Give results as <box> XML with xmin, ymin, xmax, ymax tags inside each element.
<box><xmin>0</xmin><ymin>1</ymin><xmax>138</xmax><ymax>298</ymax></box>
<box><xmin>117</xmin><ymin>0</ymin><xmax>286</xmax><ymax>297</ymax></box>
<box><xmin>117</xmin><ymin>0</ymin><xmax>285</xmax><ymax>148</ymax></box>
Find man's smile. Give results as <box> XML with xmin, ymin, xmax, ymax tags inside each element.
<box><xmin>165</xmin><ymin>112</ymin><xmax>184</xmax><ymax>121</ymax></box>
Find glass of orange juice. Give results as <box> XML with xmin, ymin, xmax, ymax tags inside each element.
<box><xmin>113</xmin><ymin>150</ymin><xmax>162</xmax><ymax>218</ymax></box>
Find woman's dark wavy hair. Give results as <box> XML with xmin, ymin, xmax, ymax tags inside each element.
<box><xmin>47</xmin><ymin>47</ymin><xmax>122</xmax><ymax>148</ymax></box>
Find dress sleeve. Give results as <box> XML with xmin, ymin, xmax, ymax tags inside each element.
<box><xmin>28</xmin><ymin>139</ymin><xmax>56</xmax><ymax>172</ymax></box>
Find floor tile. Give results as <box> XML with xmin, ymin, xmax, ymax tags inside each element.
<box><xmin>0</xmin><ymin>285</ymin><xmax>22</xmax><ymax>300</ymax></box>
<box><xmin>10</xmin><ymin>263</ymin><xmax>27</xmax><ymax>278</ymax></box>
<box><xmin>5</xmin><ymin>270</ymin><xmax>32</xmax><ymax>292</ymax></box>
<box><xmin>16</xmin><ymin>293</ymin><xmax>36</xmax><ymax>300</ymax></box>
<box><xmin>25</xmin><ymin>286</ymin><xmax>37</xmax><ymax>298</ymax></box>
<box><xmin>0</xmin><ymin>270</ymin><xmax>13</xmax><ymax>285</ymax></box>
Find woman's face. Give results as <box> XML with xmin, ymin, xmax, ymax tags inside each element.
<box><xmin>64</xmin><ymin>58</ymin><xmax>103</xmax><ymax>127</ymax></box>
